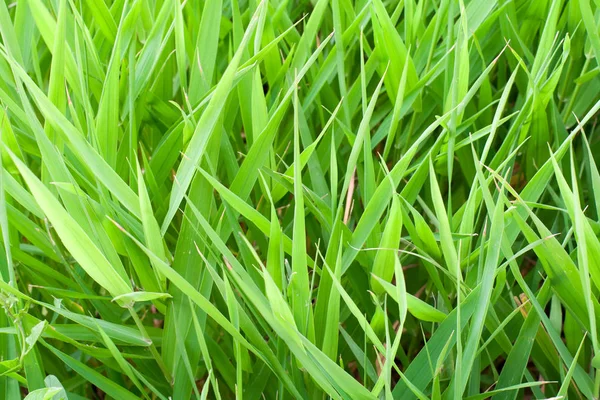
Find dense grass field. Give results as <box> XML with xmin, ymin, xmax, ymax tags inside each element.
<box><xmin>1</xmin><ymin>0</ymin><xmax>600</xmax><ymax>398</ymax></box>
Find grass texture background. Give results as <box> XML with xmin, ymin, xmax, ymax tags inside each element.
<box><xmin>0</xmin><ymin>0</ymin><xmax>600</xmax><ymax>399</ymax></box>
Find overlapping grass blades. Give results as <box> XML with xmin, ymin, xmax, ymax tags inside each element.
<box><xmin>0</xmin><ymin>0</ymin><xmax>599</xmax><ymax>399</ymax></box>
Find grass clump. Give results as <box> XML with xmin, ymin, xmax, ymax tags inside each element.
<box><xmin>0</xmin><ymin>0</ymin><xmax>600</xmax><ymax>399</ymax></box>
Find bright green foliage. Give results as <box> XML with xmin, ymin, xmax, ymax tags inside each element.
<box><xmin>0</xmin><ymin>0</ymin><xmax>599</xmax><ymax>399</ymax></box>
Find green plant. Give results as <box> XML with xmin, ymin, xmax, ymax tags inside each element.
<box><xmin>0</xmin><ymin>0</ymin><xmax>599</xmax><ymax>398</ymax></box>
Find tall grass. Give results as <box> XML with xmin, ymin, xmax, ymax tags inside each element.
<box><xmin>0</xmin><ymin>0</ymin><xmax>599</xmax><ymax>398</ymax></box>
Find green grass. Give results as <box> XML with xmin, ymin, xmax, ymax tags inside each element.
<box><xmin>0</xmin><ymin>0</ymin><xmax>599</xmax><ymax>398</ymax></box>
